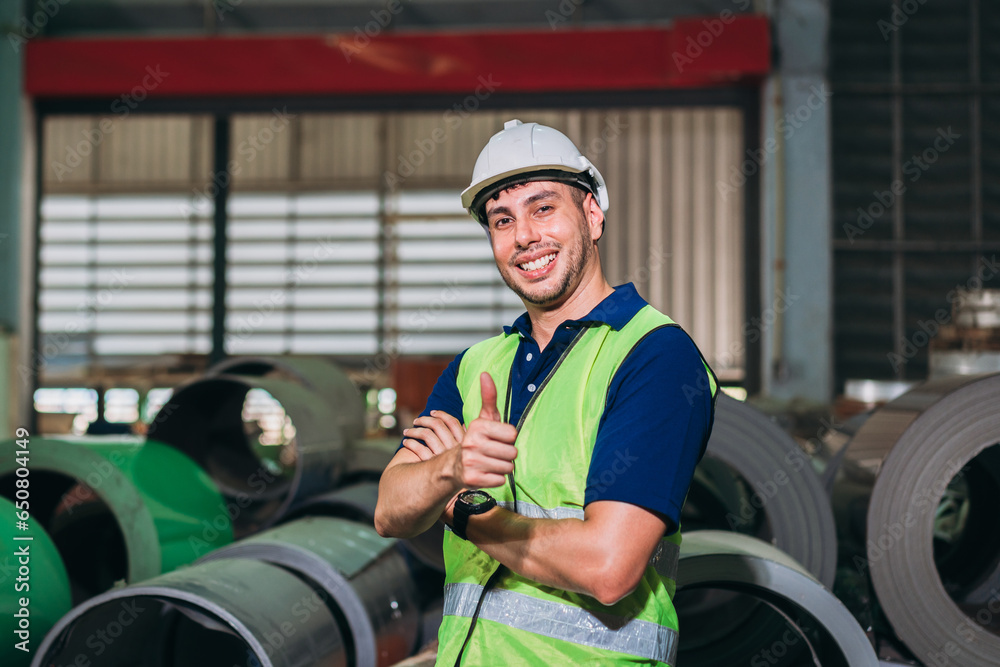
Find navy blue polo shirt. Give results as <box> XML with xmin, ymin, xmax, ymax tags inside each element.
<box><xmin>410</xmin><ymin>283</ymin><xmax>715</xmax><ymax>532</ymax></box>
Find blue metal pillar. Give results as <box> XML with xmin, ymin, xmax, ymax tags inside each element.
<box><xmin>761</xmin><ymin>0</ymin><xmax>832</xmax><ymax>403</ymax></box>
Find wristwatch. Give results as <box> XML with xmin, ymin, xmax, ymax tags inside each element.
<box><xmin>452</xmin><ymin>489</ymin><xmax>497</xmax><ymax>540</ymax></box>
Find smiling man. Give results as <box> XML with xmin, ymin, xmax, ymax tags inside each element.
<box><xmin>374</xmin><ymin>119</ymin><xmax>717</xmax><ymax>666</ymax></box>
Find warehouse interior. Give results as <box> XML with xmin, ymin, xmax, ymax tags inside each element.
<box><xmin>3</xmin><ymin>0</ymin><xmax>1000</xmax><ymax>665</ymax></box>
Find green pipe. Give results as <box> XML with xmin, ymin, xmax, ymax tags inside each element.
<box><xmin>0</xmin><ymin>438</ymin><xmax>233</xmax><ymax>601</ymax></box>
<box><xmin>0</xmin><ymin>496</ymin><xmax>71</xmax><ymax>667</ymax></box>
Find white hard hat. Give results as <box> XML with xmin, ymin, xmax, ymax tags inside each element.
<box><xmin>461</xmin><ymin>119</ymin><xmax>609</xmax><ymax>225</ymax></box>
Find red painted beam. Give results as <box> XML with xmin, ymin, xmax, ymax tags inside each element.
<box><xmin>25</xmin><ymin>17</ymin><xmax>770</xmax><ymax>99</ymax></box>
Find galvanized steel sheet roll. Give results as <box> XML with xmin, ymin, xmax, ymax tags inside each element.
<box><xmin>32</xmin><ymin>557</ymin><xmax>348</xmax><ymax>667</ymax></box>
<box><xmin>287</xmin><ymin>482</ymin><xmax>445</xmax><ymax>573</ymax></box>
<box><xmin>676</xmin><ymin>530</ymin><xmax>879</xmax><ymax>667</ymax></box>
<box><xmin>700</xmin><ymin>393</ymin><xmax>838</xmax><ymax>587</ymax></box>
<box><xmin>0</xmin><ymin>438</ymin><xmax>232</xmax><ymax>599</ymax></box>
<box><xmin>199</xmin><ymin>516</ymin><xmax>420</xmax><ymax>667</ymax></box>
<box><xmin>148</xmin><ymin>372</ymin><xmax>353</xmax><ymax>535</ymax></box>
<box><xmin>846</xmin><ymin>373</ymin><xmax>1000</xmax><ymax>666</ymax></box>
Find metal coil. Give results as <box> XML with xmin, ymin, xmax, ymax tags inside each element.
<box><xmin>1</xmin><ymin>497</ymin><xmax>72</xmax><ymax>667</ymax></box>
<box><xmin>286</xmin><ymin>482</ymin><xmax>445</xmax><ymax>573</ymax></box>
<box><xmin>0</xmin><ymin>438</ymin><xmax>232</xmax><ymax>601</ymax></box>
<box><xmin>199</xmin><ymin>516</ymin><xmax>420</xmax><ymax>667</ymax></box>
<box><xmin>148</xmin><ymin>369</ymin><xmax>358</xmax><ymax>535</ymax></box>
<box><xmin>32</xmin><ymin>557</ymin><xmax>348</xmax><ymax>667</ymax></box>
<box><xmin>696</xmin><ymin>394</ymin><xmax>838</xmax><ymax>586</ymax></box>
<box><xmin>676</xmin><ymin>530</ymin><xmax>879</xmax><ymax>667</ymax></box>
<box><xmin>845</xmin><ymin>373</ymin><xmax>1000</xmax><ymax>666</ymax></box>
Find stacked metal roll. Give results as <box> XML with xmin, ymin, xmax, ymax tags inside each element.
<box><xmin>33</xmin><ymin>517</ymin><xmax>421</xmax><ymax>667</ymax></box>
<box><xmin>0</xmin><ymin>437</ymin><xmax>232</xmax><ymax>602</ymax></box>
<box><xmin>0</xmin><ymin>498</ymin><xmax>71</xmax><ymax>667</ymax></box>
<box><xmin>837</xmin><ymin>373</ymin><xmax>1000</xmax><ymax>665</ymax></box>
<box><xmin>676</xmin><ymin>393</ymin><xmax>841</xmax><ymax>664</ymax></box>
<box><xmin>676</xmin><ymin>531</ymin><xmax>879</xmax><ymax>666</ymax></box>
<box><xmin>147</xmin><ymin>356</ymin><xmax>365</xmax><ymax>536</ymax></box>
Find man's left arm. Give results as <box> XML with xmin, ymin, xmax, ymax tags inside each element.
<box><xmin>445</xmin><ymin>498</ymin><xmax>667</xmax><ymax>606</ymax></box>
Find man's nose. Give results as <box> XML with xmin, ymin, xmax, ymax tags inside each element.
<box><xmin>514</xmin><ymin>218</ymin><xmax>541</xmax><ymax>248</ymax></box>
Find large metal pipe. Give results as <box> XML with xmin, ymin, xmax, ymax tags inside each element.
<box><xmin>32</xmin><ymin>557</ymin><xmax>348</xmax><ymax>667</ymax></box>
<box><xmin>285</xmin><ymin>482</ymin><xmax>445</xmax><ymax>574</ymax></box>
<box><xmin>0</xmin><ymin>438</ymin><xmax>232</xmax><ymax>601</ymax></box>
<box><xmin>676</xmin><ymin>530</ymin><xmax>879</xmax><ymax>667</ymax></box>
<box><xmin>694</xmin><ymin>393</ymin><xmax>838</xmax><ymax>585</ymax></box>
<box><xmin>148</xmin><ymin>370</ymin><xmax>356</xmax><ymax>535</ymax></box>
<box><xmin>0</xmin><ymin>497</ymin><xmax>71</xmax><ymax>667</ymax></box>
<box><xmin>199</xmin><ymin>516</ymin><xmax>421</xmax><ymax>667</ymax></box>
<box><xmin>676</xmin><ymin>394</ymin><xmax>839</xmax><ymax>662</ymax></box>
<box><xmin>842</xmin><ymin>373</ymin><xmax>1000</xmax><ymax>665</ymax></box>
<box><xmin>207</xmin><ymin>356</ymin><xmax>366</xmax><ymax>447</ymax></box>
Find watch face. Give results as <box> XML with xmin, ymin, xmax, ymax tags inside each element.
<box><xmin>463</xmin><ymin>490</ymin><xmax>492</xmax><ymax>507</ymax></box>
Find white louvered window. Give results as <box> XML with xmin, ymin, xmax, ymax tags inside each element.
<box><xmin>37</xmin><ymin>109</ymin><xmax>746</xmax><ymax>384</ymax></box>
<box><xmin>38</xmin><ymin>194</ymin><xmax>214</xmax><ymax>363</ymax></box>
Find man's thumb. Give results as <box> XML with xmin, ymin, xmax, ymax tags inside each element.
<box><xmin>479</xmin><ymin>372</ymin><xmax>502</xmax><ymax>422</ymax></box>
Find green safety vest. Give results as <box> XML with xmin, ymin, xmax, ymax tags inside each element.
<box><xmin>436</xmin><ymin>305</ymin><xmax>718</xmax><ymax>667</ymax></box>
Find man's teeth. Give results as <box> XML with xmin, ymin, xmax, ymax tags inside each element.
<box><xmin>519</xmin><ymin>253</ymin><xmax>556</xmax><ymax>271</ymax></box>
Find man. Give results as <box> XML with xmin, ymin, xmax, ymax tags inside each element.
<box><xmin>375</xmin><ymin>119</ymin><xmax>716</xmax><ymax>666</ymax></box>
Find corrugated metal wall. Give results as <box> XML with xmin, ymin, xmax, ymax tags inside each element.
<box><xmin>41</xmin><ymin>108</ymin><xmax>745</xmax><ymax>379</ymax></box>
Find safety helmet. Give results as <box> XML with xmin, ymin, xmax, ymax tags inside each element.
<box><xmin>461</xmin><ymin>119</ymin><xmax>609</xmax><ymax>225</ymax></box>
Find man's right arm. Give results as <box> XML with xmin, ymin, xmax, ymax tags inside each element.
<box><xmin>374</xmin><ymin>447</ymin><xmax>462</xmax><ymax>539</ymax></box>
<box><xmin>374</xmin><ymin>352</ymin><xmax>468</xmax><ymax>538</ymax></box>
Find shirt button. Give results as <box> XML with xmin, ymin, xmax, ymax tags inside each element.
<box><xmin>526</xmin><ymin>353</ymin><xmax>533</xmax><ymax>361</ymax></box>
<box><xmin>527</xmin><ymin>383</ymin><xmax>537</xmax><ymax>392</ymax></box>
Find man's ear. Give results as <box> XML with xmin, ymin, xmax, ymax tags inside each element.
<box><xmin>586</xmin><ymin>193</ymin><xmax>605</xmax><ymax>242</ymax></box>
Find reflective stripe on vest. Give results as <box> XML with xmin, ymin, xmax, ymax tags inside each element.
<box><xmin>444</xmin><ymin>582</ymin><xmax>679</xmax><ymax>665</ymax></box>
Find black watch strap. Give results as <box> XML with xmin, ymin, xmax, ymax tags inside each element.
<box><xmin>452</xmin><ymin>509</ymin><xmax>471</xmax><ymax>541</ymax></box>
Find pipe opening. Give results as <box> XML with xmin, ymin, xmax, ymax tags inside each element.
<box><xmin>149</xmin><ymin>379</ymin><xmax>296</xmax><ymax>525</ymax></box>
<box><xmin>1</xmin><ymin>470</ymin><xmax>127</xmax><ymax>604</ymax></box>
<box><xmin>935</xmin><ymin>443</ymin><xmax>1000</xmax><ymax>636</ymax></box>
<box><xmin>683</xmin><ymin>460</ymin><xmax>774</xmax><ymax>540</ymax></box>
<box><xmin>41</xmin><ymin>595</ymin><xmax>257</xmax><ymax>667</ymax></box>
<box><xmin>676</xmin><ymin>586</ymin><xmax>850</xmax><ymax>667</ymax></box>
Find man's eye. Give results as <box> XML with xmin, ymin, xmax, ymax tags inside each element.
<box><xmin>493</xmin><ymin>218</ymin><xmax>512</xmax><ymax>228</ymax></box>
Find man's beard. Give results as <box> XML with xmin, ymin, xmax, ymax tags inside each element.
<box><xmin>498</xmin><ymin>223</ymin><xmax>593</xmax><ymax>307</ymax></box>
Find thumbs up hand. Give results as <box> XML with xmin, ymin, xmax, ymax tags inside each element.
<box><xmin>453</xmin><ymin>372</ymin><xmax>518</xmax><ymax>489</ymax></box>
<box><xmin>401</xmin><ymin>372</ymin><xmax>517</xmax><ymax>490</ymax></box>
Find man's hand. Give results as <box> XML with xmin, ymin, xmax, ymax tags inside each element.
<box><xmin>453</xmin><ymin>372</ymin><xmax>519</xmax><ymax>489</ymax></box>
<box><xmin>401</xmin><ymin>372</ymin><xmax>518</xmax><ymax>490</ymax></box>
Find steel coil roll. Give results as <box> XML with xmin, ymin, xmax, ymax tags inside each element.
<box><xmin>845</xmin><ymin>373</ymin><xmax>1000</xmax><ymax>666</ymax></box>
<box><xmin>32</xmin><ymin>557</ymin><xmax>348</xmax><ymax>667</ymax></box>
<box><xmin>0</xmin><ymin>438</ymin><xmax>232</xmax><ymax>600</ymax></box>
<box><xmin>697</xmin><ymin>394</ymin><xmax>838</xmax><ymax>587</ymax></box>
<box><xmin>676</xmin><ymin>530</ymin><xmax>879</xmax><ymax>667</ymax></box>
<box><xmin>199</xmin><ymin>516</ymin><xmax>420</xmax><ymax>667</ymax></box>
<box><xmin>0</xmin><ymin>498</ymin><xmax>72</xmax><ymax>667</ymax></box>
<box><xmin>286</xmin><ymin>482</ymin><xmax>445</xmax><ymax>573</ymax></box>
<box><xmin>148</xmin><ymin>370</ymin><xmax>356</xmax><ymax>535</ymax></box>
<box><xmin>207</xmin><ymin>356</ymin><xmax>366</xmax><ymax>446</ymax></box>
